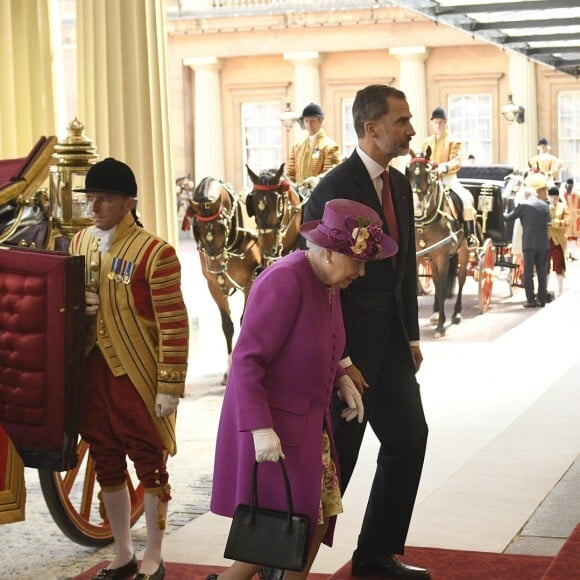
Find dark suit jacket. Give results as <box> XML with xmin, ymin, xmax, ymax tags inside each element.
<box><xmin>303</xmin><ymin>150</ymin><xmax>419</xmax><ymax>377</ymax></box>
<box><xmin>505</xmin><ymin>197</ymin><xmax>550</xmax><ymax>251</ymax></box>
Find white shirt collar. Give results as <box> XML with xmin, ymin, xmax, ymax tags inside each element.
<box><xmin>356</xmin><ymin>146</ymin><xmax>388</xmax><ymax>182</ymax></box>
<box><xmin>89</xmin><ymin>224</ymin><xmax>118</xmax><ymax>254</ymax></box>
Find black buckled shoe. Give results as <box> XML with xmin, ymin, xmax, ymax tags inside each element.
<box><xmin>205</xmin><ymin>575</ymin><xmax>219</xmax><ymax>580</ymax></box>
<box><xmin>133</xmin><ymin>559</ymin><xmax>166</xmax><ymax>580</ymax></box>
<box><xmin>351</xmin><ymin>551</ymin><xmax>431</xmax><ymax>578</ymax></box>
<box><xmin>92</xmin><ymin>555</ymin><xmax>138</xmax><ymax>580</ymax></box>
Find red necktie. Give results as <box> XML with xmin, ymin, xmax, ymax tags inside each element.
<box><xmin>381</xmin><ymin>170</ymin><xmax>399</xmax><ymax>244</ymax></box>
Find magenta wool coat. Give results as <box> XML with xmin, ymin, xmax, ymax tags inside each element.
<box><xmin>210</xmin><ymin>251</ymin><xmax>347</xmax><ymax>548</ymax></box>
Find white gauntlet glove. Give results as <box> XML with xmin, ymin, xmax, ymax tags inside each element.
<box><xmin>85</xmin><ymin>291</ymin><xmax>100</xmax><ymax>316</ymax></box>
<box><xmin>155</xmin><ymin>393</ymin><xmax>179</xmax><ymax>418</ymax></box>
<box><xmin>302</xmin><ymin>175</ymin><xmax>320</xmax><ymax>189</ymax></box>
<box><xmin>251</xmin><ymin>428</ymin><xmax>285</xmax><ymax>463</ymax></box>
<box><xmin>437</xmin><ymin>163</ymin><xmax>448</xmax><ymax>175</ymax></box>
<box><xmin>336</xmin><ymin>375</ymin><xmax>364</xmax><ymax>423</ymax></box>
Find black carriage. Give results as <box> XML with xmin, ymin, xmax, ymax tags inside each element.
<box><xmin>458</xmin><ymin>163</ymin><xmax>522</xmax><ymax>311</ymax></box>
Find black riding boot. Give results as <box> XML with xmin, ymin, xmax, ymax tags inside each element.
<box><xmin>464</xmin><ymin>220</ymin><xmax>479</xmax><ymax>248</ymax></box>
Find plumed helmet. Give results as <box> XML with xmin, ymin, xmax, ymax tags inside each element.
<box><xmin>301</xmin><ymin>102</ymin><xmax>324</xmax><ymax>119</ymax></box>
<box><xmin>75</xmin><ymin>157</ymin><xmax>138</xmax><ymax>197</ymax></box>
<box><xmin>431</xmin><ymin>107</ymin><xmax>447</xmax><ymax>120</ymax></box>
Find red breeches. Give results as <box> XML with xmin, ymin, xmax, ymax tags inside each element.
<box><xmin>548</xmin><ymin>241</ymin><xmax>565</xmax><ymax>275</ymax></box>
<box><xmin>81</xmin><ymin>349</ymin><xmax>168</xmax><ymax>489</ymax></box>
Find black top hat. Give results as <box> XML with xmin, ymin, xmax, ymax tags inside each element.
<box><xmin>300</xmin><ymin>102</ymin><xmax>324</xmax><ymax>119</ymax></box>
<box><xmin>75</xmin><ymin>157</ymin><xmax>138</xmax><ymax>197</ymax></box>
<box><xmin>538</xmin><ymin>137</ymin><xmax>549</xmax><ymax>146</ymax></box>
<box><xmin>431</xmin><ymin>107</ymin><xmax>447</xmax><ymax>120</ymax></box>
<box><xmin>548</xmin><ymin>187</ymin><xmax>560</xmax><ymax>196</ymax></box>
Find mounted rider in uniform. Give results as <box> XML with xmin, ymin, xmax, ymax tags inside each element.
<box><xmin>423</xmin><ymin>107</ymin><xmax>479</xmax><ymax>248</ymax></box>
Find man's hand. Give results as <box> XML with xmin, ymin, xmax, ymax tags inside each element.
<box><xmin>85</xmin><ymin>291</ymin><xmax>100</xmax><ymax>316</ymax></box>
<box><xmin>336</xmin><ymin>375</ymin><xmax>364</xmax><ymax>423</ymax></box>
<box><xmin>155</xmin><ymin>393</ymin><xmax>179</xmax><ymax>417</ymax></box>
<box><xmin>410</xmin><ymin>345</ymin><xmax>423</xmax><ymax>372</ymax></box>
<box><xmin>251</xmin><ymin>428</ymin><xmax>285</xmax><ymax>463</ymax></box>
<box><xmin>437</xmin><ymin>162</ymin><xmax>448</xmax><ymax>175</ymax></box>
<box><xmin>344</xmin><ymin>363</ymin><xmax>369</xmax><ymax>395</ymax></box>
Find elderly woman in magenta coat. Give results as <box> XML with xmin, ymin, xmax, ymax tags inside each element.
<box><xmin>206</xmin><ymin>199</ymin><xmax>398</xmax><ymax>580</ymax></box>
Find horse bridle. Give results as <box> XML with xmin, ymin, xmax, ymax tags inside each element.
<box><xmin>409</xmin><ymin>156</ymin><xmax>446</xmax><ymax>226</ymax></box>
<box><xmin>251</xmin><ymin>178</ymin><xmax>304</xmax><ymax>261</ymax></box>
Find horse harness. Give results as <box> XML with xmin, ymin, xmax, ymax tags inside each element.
<box><xmin>409</xmin><ymin>156</ymin><xmax>463</xmax><ymax>255</ymax></box>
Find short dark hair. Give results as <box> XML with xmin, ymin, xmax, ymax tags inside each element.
<box><xmin>352</xmin><ymin>84</ymin><xmax>406</xmax><ymax>138</ymax></box>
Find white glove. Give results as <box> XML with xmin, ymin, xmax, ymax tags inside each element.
<box><xmin>85</xmin><ymin>291</ymin><xmax>100</xmax><ymax>316</ymax></box>
<box><xmin>251</xmin><ymin>428</ymin><xmax>285</xmax><ymax>463</ymax></box>
<box><xmin>155</xmin><ymin>393</ymin><xmax>179</xmax><ymax>418</ymax></box>
<box><xmin>437</xmin><ymin>163</ymin><xmax>448</xmax><ymax>175</ymax></box>
<box><xmin>336</xmin><ymin>375</ymin><xmax>364</xmax><ymax>423</ymax></box>
<box><xmin>302</xmin><ymin>175</ymin><xmax>320</xmax><ymax>189</ymax></box>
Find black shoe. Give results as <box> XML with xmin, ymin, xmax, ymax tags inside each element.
<box><xmin>523</xmin><ymin>301</ymin><xmax>537</xmax><ymax>308</ymax></box>
<box><xmin>259</xmin><ymin>567</ymin><xmax>284</xmax><ymax>580</ymax></box>
<box><xmin>351</xmin><ymin>550</ymin><xmax>431</xmax><ymax>578</ymax></box>
<box><xmin>133</xmin><ymin>560</ymin><xmax>166</xmax><ymax>580</ymax></box>
<box><xmin>92</xmin><ymin>555</ymin><xmax>138</xmax><ymax>580</ymax></box>
<box><xmin>205</xmin><ymin>575</ymin><xmax>219</xmax><ymax>580</ymax></box>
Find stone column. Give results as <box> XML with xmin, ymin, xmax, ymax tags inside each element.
<box><xmin>184</xmin><ymin>57</ymin><xmax>225</xmax><ymax>181</ymax></box>
<box><xmin>77</xmin><ymin>0</ymin><xmax>177</xmax><ymax>245</ymax></box>
<box><xmin>284</xmin><ymin>52</ymin><xmax>322</xmax><ymax>141</ymax></box>
<box><xmin>505</xmin><ymin>54</ymin><xmax>537</xmax><ymax>171</ymax></box>
<box><xmin>0</xmin><ymin>0</ymin><xmax>55</xmax><ymax>157</ymax></box>
<box><xmin>390</xmin><ymin>46</ymin><xmax>429</xmax><ymax>151</ymax></box>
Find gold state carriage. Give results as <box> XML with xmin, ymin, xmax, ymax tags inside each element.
<box><xmin>0</xmin><ymin>124</ymin><xmax>144</xmax><ymax>545</ymax></box>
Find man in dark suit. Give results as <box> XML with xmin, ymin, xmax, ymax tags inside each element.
<box><xmin>304</xmin><ymin>85</ymin><xmax>429</xmax><ymax>578</ymax></box>
<box><xmin>505</xmin><ymin>173</ymin><xmax>551</xmax><ymax>308</ymax></box>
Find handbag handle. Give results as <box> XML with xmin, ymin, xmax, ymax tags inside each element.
<box><xmin>250</xmin><ymin>460</ymin><xmax>295</xmax><ymax>528</ymax></box>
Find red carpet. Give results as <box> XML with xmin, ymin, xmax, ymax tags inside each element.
<box><xmin>541</xmin><ymin>523</ymin><xmax>580</xmax><ymax>579</ymax></box>
<box><xmin>77</xmin><ymin>527</ymin><xmax>580</xmax><ymax>580</ymax></box>
<box><xmin>329</xmin><ymin>547</ymin><xmax>551</xmax><ymax>579</ymax></box>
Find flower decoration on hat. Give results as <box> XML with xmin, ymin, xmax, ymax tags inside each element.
<box><xmin>348</xmin><ymin>216</ymin><xmax>384</xmax><ymax>259</ymax></box>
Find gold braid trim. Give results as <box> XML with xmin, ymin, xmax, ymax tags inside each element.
<box><xmin>145</xmin><ymin>484</ymin><xmax>172</xmax><ymax>530</ymax></box>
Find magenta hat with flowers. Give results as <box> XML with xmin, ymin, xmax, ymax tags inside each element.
<box><xmin>300</xmin><ymin>199</ymin><xmax>398</xmax><ymax>261</ymax></box>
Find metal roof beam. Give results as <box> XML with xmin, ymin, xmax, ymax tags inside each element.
<box><xmin>470</xmin><ymin>17</ymin><xmax>580</xmax><ymax>31</ymax></box>
<box><xmin>526</xmin><ymin>46</ymin><xmax>580</xmax><ymax>56</ymax></box>
<box><xmin>501</xmin><ymin>32</ymin><xmax>580</xmax><ymax>44</ymax></box>
<box><xmin>435</xmin><ymin>1</ymin><xmax>570</xmax><ymax>16</ymax></box>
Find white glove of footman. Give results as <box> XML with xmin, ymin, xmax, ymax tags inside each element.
<box><xmin>251</xmin><ymin>428</ymin><xmax>285</xmax><ymax>463</ymax></box>
<box><xmin>155</xmin><ymin>393</ymin><xmax>180</xmax><ymax>417</ymax></box>
<box><xmin>85</xmin><ymin>291</ymin><xmax>100</xmax><ymax>316</ymax></box>
<box><xmin>336</xmin><ymin>375</ymin><xmax>364</xmax><ymax>423</ymax></box>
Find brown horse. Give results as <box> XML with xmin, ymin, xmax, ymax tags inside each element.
<box><xmin>245</xmin><ymin>163</ymin><xmax>303</xmax><ymax>267</ymax></box>
<box><xmin>182</xmin><ymin>176</ymin><xmax>261</xmax><ymax>382</ymax></box>
<box><xmin>407</xmin><ymin>149</ymin><xmax>470</xmax><ymax>338</ymax></box>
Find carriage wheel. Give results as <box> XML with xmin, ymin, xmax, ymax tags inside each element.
<box><xmin>478</xmin><ymin>238</ymin><xmax>495</xmax><ymax>314</ymax></box>
<box><xmin>417</xmin><ymin>257</ymin><xmax>433</xmax><ymax>295</ymax></box>
<box><xmin>37</xmin><ymin>437</ymin><xmax>144</xmax><ymax>547</ymax></box>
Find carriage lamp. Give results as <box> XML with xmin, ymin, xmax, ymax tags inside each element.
<box><xmin>280</xmin><ymin>100</ymin><xmax>300</xmax><ymax>130</ymax></box>
<box><xmin>501</xmin><ymin>94</ymin><xmax>525</xmax><ymax>124</ymax></box>
<box><xmin>477</xmin><ymin>184</ymin><xmax>496</xmax><ymax>235</ymax></box>
<box><xmin>48</xmin><ymin>118</ymin><xmax>99</xmax><ymax>251</ymax></box>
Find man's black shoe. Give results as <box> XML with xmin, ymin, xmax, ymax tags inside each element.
<box><xmin>523</xmin><ymin>301</ymin><xmax>537</xmax><ymax>308</ymax></box>
<box><xmin>259</xmin><ymin>567</ymin><xmax>284</xmax><ymax>580</ymax></box>
<box><xmin>351</xmin><ymin>551</ymin><xmax>431</xmax><ymax>578</ymax></box>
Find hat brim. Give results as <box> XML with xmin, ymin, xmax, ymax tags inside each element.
<box><xmin>300</xmin><ymin>220</ymin><xmax>398</xmax><ymax>261</ymax></box>
<box><xmin>73</xmin><ymin>187</ymin><xmax>134</xmax><ymax>196</ymax></box>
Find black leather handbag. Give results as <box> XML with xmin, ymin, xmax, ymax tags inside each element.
<box><xmin>224</xmin><ymin>459</ymin><xmax>310</xmax><ymax>571</ymax></box>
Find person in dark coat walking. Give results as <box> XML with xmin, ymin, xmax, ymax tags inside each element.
<box><xmin>505</xmin><ymin>173</ymin><xmax>551</xmax><ymax>307</ymax></box>
<box><xmin>301</xmin><ymin>84</ymin><xmax>430</xmax><ymax>578</ymax></box>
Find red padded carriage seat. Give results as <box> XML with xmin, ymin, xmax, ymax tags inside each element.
<box><xmin>0</xmin><ymin>136</ymin><xmax>57</xmax><ymax>206</ymax></box>
<box><xmin>0</xmin><ymin>246</ymin><xmax>86</xmax><ymax>470</ymax></box>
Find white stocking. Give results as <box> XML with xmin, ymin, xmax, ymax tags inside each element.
<box><xmin>140</xmin><ymin>492</ymin><xmax>167</xmax><ymax>575</ymax></box>
<box><xmin>557</xmin><ymin>274</ymin><xmax>564</xmax><ymax>296</ymax></box>
<box><xmin>101</xmin><ymin>486</ymin><xmax>134</xmax><ymax>568</ymax></box>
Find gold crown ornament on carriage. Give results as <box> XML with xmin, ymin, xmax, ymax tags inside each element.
<box><xmin>48</xmin><ymin>118</ymin><xmax>99</xmax><ymax>251</ymax></box>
